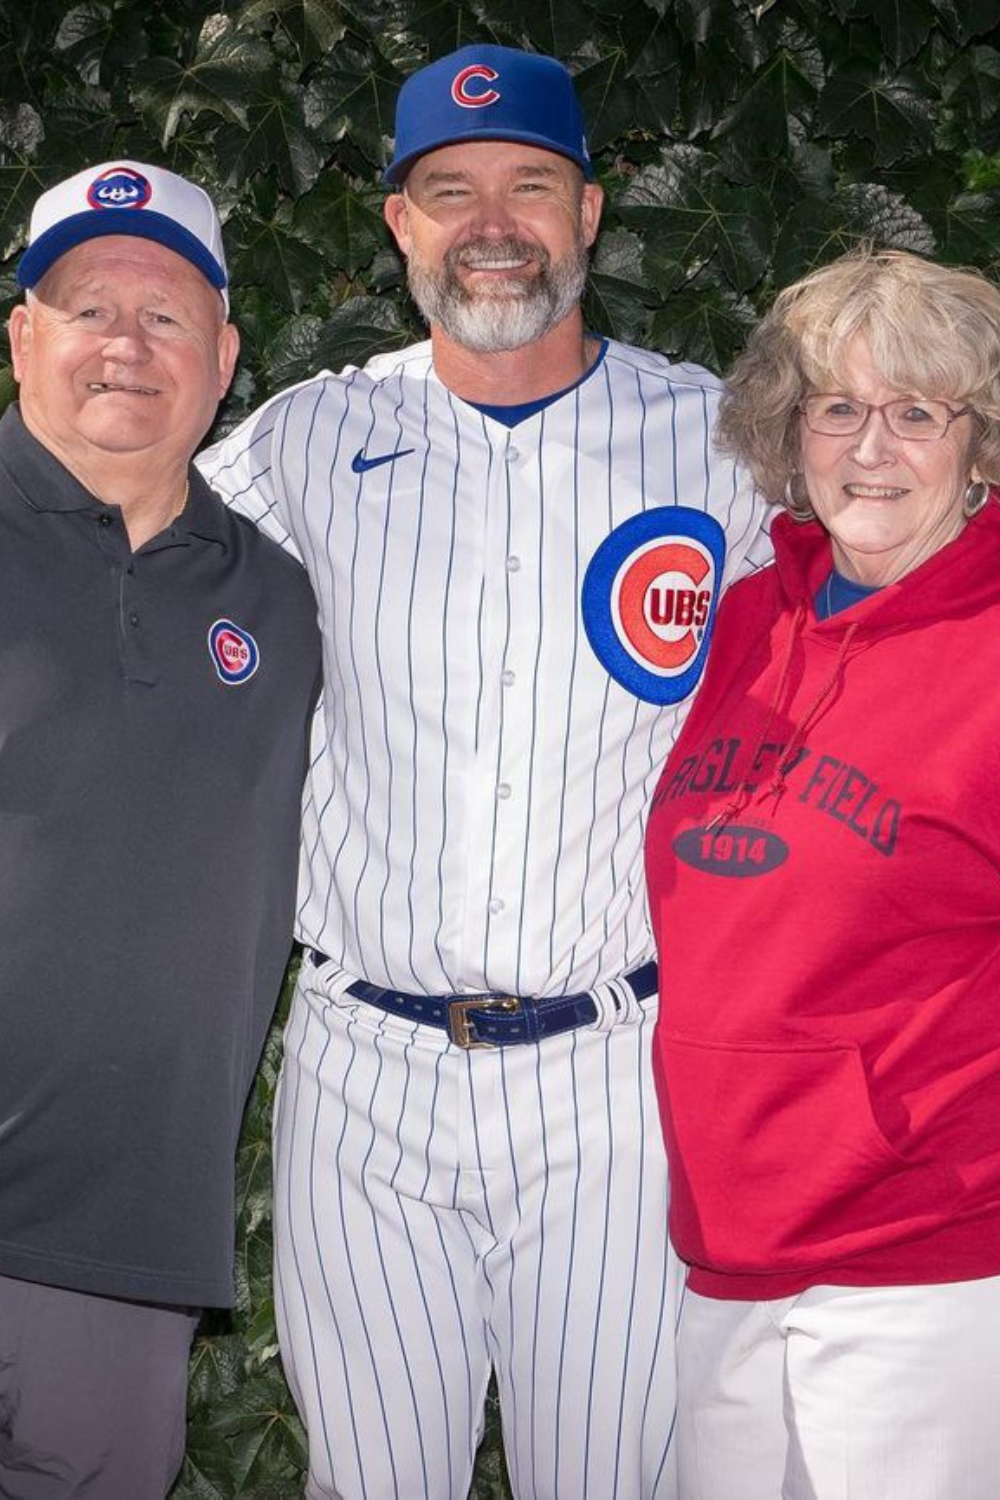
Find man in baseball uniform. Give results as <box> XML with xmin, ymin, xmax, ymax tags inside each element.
<box><xmin>200</xmin><ymin>43</ymin><xmax>770</xmax><ymax>1500</ymax></box>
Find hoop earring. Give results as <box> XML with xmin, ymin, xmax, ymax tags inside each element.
<box><xmin>783</xmin><ymin>474</ymin><xmax>812</xmax><ymax>520</ymax></box>
<box><xmin>964</xmin><ymin>479</ymin><xmax>990</xmax><ymax>518</ymax></box>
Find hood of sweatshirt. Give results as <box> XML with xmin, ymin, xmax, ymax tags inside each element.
<box><xmin>770</xmin><ymin>492</ymin><xmax>1000</xmax><ymax>635</ymax></box>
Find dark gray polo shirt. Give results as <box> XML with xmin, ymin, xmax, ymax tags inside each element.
<box><xmin>0</xmin><ymin>406</ymin><xmax>320</xmax><ymax>1307</ymax></box>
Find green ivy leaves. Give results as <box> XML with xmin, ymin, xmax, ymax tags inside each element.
<box><xmin>3</xmin><ymin>0</ymin><xmax>1000</xmax><ymax>423</ymax></box>
<box><xmin>5</xmin><ymin>5</ymin><xmax>1000</xmax><ymax>1494</ymax></box>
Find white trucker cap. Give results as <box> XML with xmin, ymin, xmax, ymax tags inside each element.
<box><xmin>17</xmin><ymin>160</ymin><xmax>229</xmax><ymax>312</ymax></box>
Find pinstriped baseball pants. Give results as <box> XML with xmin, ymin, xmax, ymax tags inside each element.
<box><xmin>272</xmin><ymin>965</ymin><xmax>681</xmax><ymax>1500</ymax></box>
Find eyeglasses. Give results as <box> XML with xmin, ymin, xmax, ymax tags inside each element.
<box><xmin>799</xmin><ymin>394</ymin><xmax>973</xmax><ymax>442</ymax></box>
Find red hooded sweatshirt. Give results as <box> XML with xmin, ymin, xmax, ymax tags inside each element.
<box><xmin>646</xmin><ymin>503</ymin><xmax>1000</xmax><ymax>1300</ymax></box>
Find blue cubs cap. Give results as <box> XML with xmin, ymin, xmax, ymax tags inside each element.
<box><xmin>17</xmin><ymin>160</ymin><xmax>229</xmax><ymax>312</ymax></box>
<box><xmin>384</xmin><ymin>44</ymin><xmax>593</xmax><ymax>185</ymax></box>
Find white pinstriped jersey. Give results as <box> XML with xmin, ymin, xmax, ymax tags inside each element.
<box><xmin>199</xmin><ymin>336</ymin><xmax>771</xmax><ymax>998</ymax></box>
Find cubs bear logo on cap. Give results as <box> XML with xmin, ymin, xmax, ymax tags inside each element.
<box><xmin>17</xmin><ymin>159</ymin><xmax>229</xmax><ymax>311</ymax></box>
<box><xmin>582</xmin><ymin>508</ymin><xmax>726</xmax><ymax>704</ymax></box>
<box><xmin>384</xmin><ymin>44</ymin><xmax>593</xmax><ymax>184</ymax></box>
<box><xmin>87</xmin><ymin>166</ymin><xmax>152</xmax><ymax>211</ymax></box>
<box><xmin>208</xmin><ymin>619</ymin><xmax>259</xmax><ymax>685</ymax></box>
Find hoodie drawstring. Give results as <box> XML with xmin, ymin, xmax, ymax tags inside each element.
<box><xmin>707</xmin><ymin>608</ymin><xmax>860</xmax><ymax>830</ymax></box>
<box><xmin>755</xmin><ymin>619</ymin><xmax>861</xmax><ymax>810</ymax></box>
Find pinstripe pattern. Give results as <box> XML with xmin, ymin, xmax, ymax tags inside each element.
<box><xmin>274</xmin><ymin>968</ymin><xmax>682</xmax><ymax>1500</ymax></box>
<box><xmin>198</xmin><ymin>336</ymin><xmax>770</xmax><ymax>1499</ymax></box>
<box><xmin>199</xmin><ymin>339</ymin><xmax>770</xmax><ymax>997</ymax></box>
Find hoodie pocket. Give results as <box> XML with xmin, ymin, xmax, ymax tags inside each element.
<box><xmin>659</xmin><ymin>1031</ymin><xmax>958</xmax><ymax>1276</ymax></box>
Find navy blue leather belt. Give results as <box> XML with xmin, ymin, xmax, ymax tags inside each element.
<box><xmin>308</xmin><ymin>951</ymin><xmax>658</xmax><ymax>1049</ymax></box>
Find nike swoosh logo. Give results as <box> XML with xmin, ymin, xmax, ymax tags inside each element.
<box><xmin>351</xmin><ymin>446</ymin><xmax>415</xmax><ymax>474</ymax></box>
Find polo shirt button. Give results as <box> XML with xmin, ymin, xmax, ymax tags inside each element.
<box><xmin>129</xmin><ymin>611</ymin><xmax>140</xmax><ymax>627</ymax></box>
<box><xmin>98</xmin><ymin>515</ymin><xmax>113</xmax><ymax>528</ymax></box>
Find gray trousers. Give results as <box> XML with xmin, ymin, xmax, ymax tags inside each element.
<box><xmin>0</xmin><ymin>1272</ymin><xmax>200</xmax><ymax>1500</ymax></box>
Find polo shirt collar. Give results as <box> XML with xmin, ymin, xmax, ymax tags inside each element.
<box><xmin>0</xmin><ymin>405</ymin><xmax>95</xmax><ymax>514</ymax></box>
<box><xmin>171</xmin><ymin>467</ymin><xmax>230</xmax><ymax>550</ymax></box>
<box><xmin>0</xmin><ymin>404</ymin><xmax>229</xmax><ymax>549</ymax></box>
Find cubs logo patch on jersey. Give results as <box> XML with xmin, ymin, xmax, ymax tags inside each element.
<box><xmin>582</xmin><ymin>508</ymin><xmax>725</xmax><ymax>704</ymax></box>
<box><xmin>208</xmin><ymin>619</ymin><xmax>259</xmax><ymax>685</ymax></box>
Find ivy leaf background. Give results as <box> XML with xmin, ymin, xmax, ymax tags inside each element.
<box><xmin>3</xmin><ymin>0</ymin><xmax>1000</xmax><ymax>1493</ymax></box>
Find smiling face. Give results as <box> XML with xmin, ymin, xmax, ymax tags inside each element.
<box><xmin>800</xmin><ymin>335</ymin><xmax>981</xmax><ymax>585</ymax></box>
<box><xmin>383</xmin><ymin>139</ymin><xmax>603</xmax><ymax>354</ymax></box>
<box><xmin>8</xmin><ymin>236</ymin><xmax>238</xmax><ymax>483</ymax></box>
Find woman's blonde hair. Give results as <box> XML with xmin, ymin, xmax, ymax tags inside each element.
<box><xmin>717</xmin><ymin>247</ymin><xmax>1000</xmax><ymax>511</ymax></box>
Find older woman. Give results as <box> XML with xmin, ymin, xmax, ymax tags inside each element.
<box><xmin>645</xmin><ymin>248</ymin><xmax>1000</xmax><ymax>1500</ymax></box>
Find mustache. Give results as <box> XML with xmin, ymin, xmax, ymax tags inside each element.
<box><xmin>446</xmin><ymin>238</ymin><xmax>550</xmax><ymax>273</ymax></box>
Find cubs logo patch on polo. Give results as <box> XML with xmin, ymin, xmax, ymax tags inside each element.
<box><xmin>208</xmin><ymin>619</ymin><xmax>259</xmax><ymax>685</ymax></box>
<box><xmin>582</xmin><ymin>508</ymin><xmax>726</xmax><ymax>704</ymax></box>
<box><xmin>86</xmin><ymin>166</ymin><xmax>152</xmax><ymax>212</ymax></box>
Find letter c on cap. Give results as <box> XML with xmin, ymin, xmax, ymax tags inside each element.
<box><xmin>452</xmin><ymin>64</ymin><xmax>500</xmax><ymax>108</ymax></box>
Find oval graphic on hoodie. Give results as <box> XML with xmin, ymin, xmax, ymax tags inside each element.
<box><xmin>674</xmin><ymin>823</ymin><xmax>788</xmax><ymax>878</ymax></box>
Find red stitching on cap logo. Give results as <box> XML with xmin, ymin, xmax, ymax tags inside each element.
<box><xmin>451</xmin><ymin>64</ymin><xmax>500</xmax><ymax>108</ymax></box>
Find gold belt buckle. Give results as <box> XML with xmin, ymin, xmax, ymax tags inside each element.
<box><xmin>447</xmin><ymin>994</ymin><xmax>521</xmax><ymax>1049</ymax></box>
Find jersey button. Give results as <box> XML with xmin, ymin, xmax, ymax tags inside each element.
<box><xmin>506</xmin><ymin>556</ymin><xmax>521</xmax><ymax>572</ymax></box>
<box><xmin>128</xmin><ymin>611</ymin><xmax>140</xmax><ymax>627</ymax></box>
<box><xmin>488</xmin><ymin>898</ymin><xmax>505</xmax><ymax>915</ymax></box>
<box><xmin>505</xmin><ymin>447</ymin><xmax>520</xmax><ymax>464</ymax></box>
<box><xmin>496</xmin><ymin>783</ymin><xmax>511</xmax><ymax>800</ymax></box>
<box><xmin>500</xmin><ymin>669</ymin><xmax>515</xmax><ymax>686</ymax></box>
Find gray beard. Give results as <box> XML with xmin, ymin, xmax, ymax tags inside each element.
<box><xmin>407</xmin><ymin>236</ymin><xmax>589</xmax><ymax>354</ymax></box>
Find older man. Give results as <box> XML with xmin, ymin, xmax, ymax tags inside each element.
<box><xmin>200</xmin><ymin>44</ymin><xmax>770</xmax><ymax>1500</ymax></box>
<box><xmin>0</xmin><ymin>162</ymin><xmax>320</xmax><ymax>1498</ymax></box>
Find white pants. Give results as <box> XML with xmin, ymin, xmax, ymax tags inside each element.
<box><xmin>273</xmin><ymin>965</ymin><xmax>682</xmax><ymax>1500</ymax></box>
<box><xmin>677</xmin><ymin>1278</ymin><xmax>1000</xmax><ymax>1500</ymax></box>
